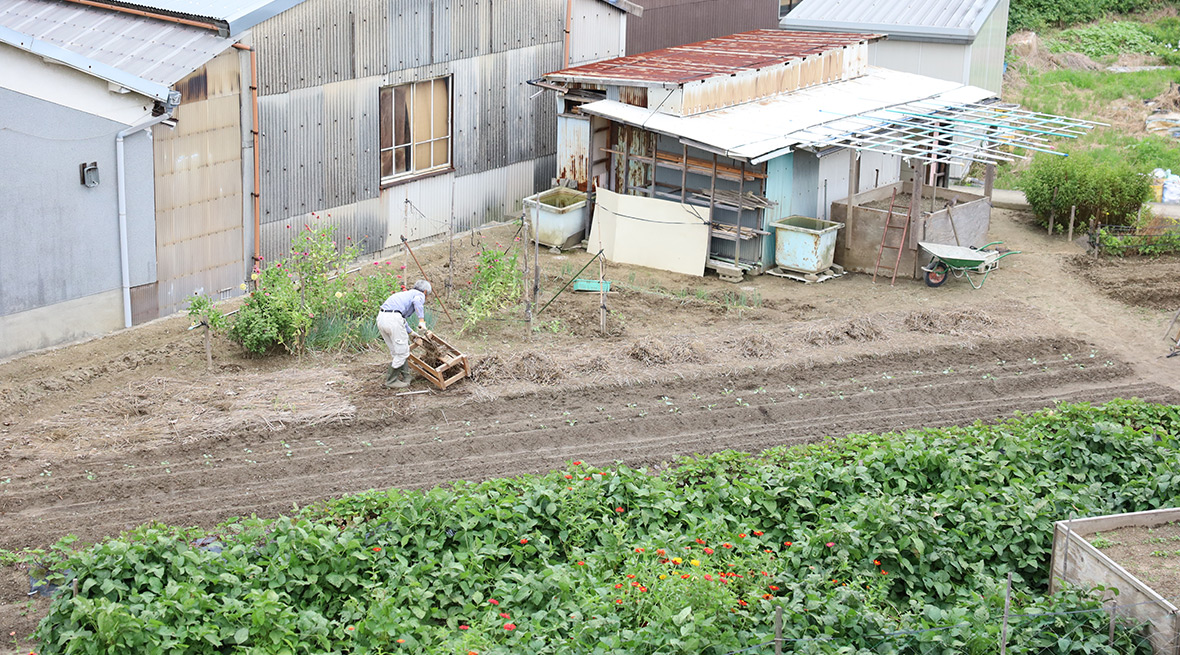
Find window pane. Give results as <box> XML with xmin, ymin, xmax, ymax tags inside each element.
<box><xmin>395</xmin><ymin>146</ymin><xmax>409</xmax><ymax>174</ymax></box>
<box><xmin>433</xmin><ymin>139</ymin><xmax>449</xmax><ymax>168</ymax></box>
<box><xmin>433</xmin><ymin>78</ymin><xmax>449</xmax><ymax>138</ymax></box>
<box><xmin>379</xmin><ymin>87</ymin><xmax>392</xmax><ymax>150</ymax></box>
<box><xmin>413</xmin><ymin>81</ymin><xmax>431</xmax><ymax>151</ymax></box>
<box><xmin>394</xmin><ymin>85</ymin><xmax>410</xmax><ymax>148</ymax></box>
<box><xmin>414</xmin><ymin>143</ymin><xmax>431</xmax><ymax>171</ymax></box>
<box><xmin>380</xmin><ymin>149</ymin><xmax>393</xmax><ymax>179</ymax></box>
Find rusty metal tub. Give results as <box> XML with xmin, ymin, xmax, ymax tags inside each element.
<box><xmin>523</xmin><ymin>187</ymin><xmax>587</xmax><ymax>250</ymax></box>
<box><xmin>772</xmin><ymin>216</ymin><xmax>844</xmax><ymax>274</ymax></box>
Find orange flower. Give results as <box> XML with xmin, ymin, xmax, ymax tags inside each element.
<box><xmin>738</xmin><ymin>533</ymin><xmax>747</xmax><ymax>539</ymax></box>
<box><xmin>753</xmin><ymin>531</ymin><xmax>764</xmax><ymax>536</ymax></box>
<box><xmin>519</xmin><ymin>538</ymin><xmax>528</xmax><ymax>545</ymax></box>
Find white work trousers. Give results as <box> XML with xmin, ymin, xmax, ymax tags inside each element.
<box><xmin>377</xmin><ymin>312</ymin><xmax>410</xmax><ymax>367</ymax></box>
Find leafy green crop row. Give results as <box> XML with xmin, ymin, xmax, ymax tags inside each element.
<box><xmin>33</xmin><ymin>400</ymin><xmax>1180</xmax><ymax>654</ymax></box>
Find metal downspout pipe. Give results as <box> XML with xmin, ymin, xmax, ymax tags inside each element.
<box><xmin>116</xmin><ymin>91</ymin><xmax>180</xmax><ymax>329</ymax></box>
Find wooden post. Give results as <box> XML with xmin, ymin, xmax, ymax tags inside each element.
<box><xmin>521</xmin><ymin>212</ymin><xmax>531</xmax><ymax>319</ymax></box>
<box><xmin>621</xmin><ymin>128</ymin><xmax>631</xmax><ymax>195</ymax></box>
<box><xmin>598</xmin><ymin>252</ymin><xmax>606</xmax><ymax>335</ymax></box>
<box><xmin>1048</xmin><ymin>186</ymin><xmax>1059</xmax><ymax>236</ymax></box>
<box><xmin>708</xmin><ymin>155</ymin><xmax>718</xmax><ymax>256</ymax></box>
<box><xmin>648</xmin><ymin>132</ymin><xmax>657</xmax><ymax>198</ymax></box>
<box><xmin>907</xmin><ymin>164</ymin><xmax>926</xmax><ymax>279</ymax></box>
<box><xmin>447</xmin><ymin>215</ymin><xmax>455</xmax><ymax>300</ymax></box>
<box><xmin>532</xmin><ymin>202</ymin><xmax>540</xmax><ymax>333</ymax></box>
<box><xmin>1000</xmin><ymin>572</ymin><xmax>1013</xmax><ymax>655</ymax></box>
<box><xmin>847</xmin><ymin>150</ymin><xmax>859</xmax><ymax>209</ymax></box>
<box><xmin>680</xmin><ymin>144</ymin><xmax>688</xmax><ymax>203</ymax></box>
<box><xmin>736</xmin><ymin>161</ymin><xmax>746</xmax><ymax>268</ymax></box>
<box><xmin>1068</xmin><ymin>206</ymin><xmax>1076</xmax><ymax>243</ymax></box>
<box><xmin>984</xmin><ymin>163</ymin><xmax>995</xmax><ymax>199</ymax></box>
<box><xmin>204</xmin><ymin>324</ymin><xmax>213</xmax><ymax>371</ymax></box>
<box><xmin>774</xmin><ymin>605</ymin><xmax>783</xmax><ymax>655</ymax></box>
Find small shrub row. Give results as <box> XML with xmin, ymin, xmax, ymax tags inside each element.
<box><xmin>1019</xmin><ymin>152</ymin><xmax>1151</xmax><ymax>229</ymax></box>
<box><xmin>1009</xmin><ymin>0</ymin><xmax>1166</xmax><ymax>33</ymax></box>
<box><xmin>31</xmin><ymin>400</ymin><xmax>1180</xmax><ymax>654</ymax></box>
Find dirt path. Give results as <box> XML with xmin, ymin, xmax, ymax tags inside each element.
<box><xmin>1</xmin><ymin>207</ymin><xmax>1178</xmax><ymax>647</ymax></box>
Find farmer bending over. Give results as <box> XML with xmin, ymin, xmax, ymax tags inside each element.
<box><xmin>377</xmin><ymin>280</ymin><xmax>432</xmax><ymax>389</ymax></box>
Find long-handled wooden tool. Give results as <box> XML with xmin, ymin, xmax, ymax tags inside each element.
<box><xmin>400</xmin><ymin>235</ymin><xmax>456</xmax><ymax>326</ymax></box>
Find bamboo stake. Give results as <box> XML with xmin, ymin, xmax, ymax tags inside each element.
<box><xmin>1068</xmin><ymin>206</ymin><xmax>1076</xmax><ymax>243</ymax></box>
<box><xmin>532</xmin><ymin>202</ymin><xmax>540</xmax><ymax>333</ymax></box>
<box><xmin>599</xmin><ymin>253</ymin><xmax>606</xmax><ymax>335</ymax></box>
<box><xmin>400</xmin><ymin>236</ymin><xmax>456</xmax><ymax>326</ymax></box>
<box><xmin>1000</xmin><ymin>572</ymin><xmax>1013</xmax><ymax>655</ymax></box>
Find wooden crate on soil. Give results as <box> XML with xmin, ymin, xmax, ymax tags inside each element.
<box><xmin>407</xmin><ymin>333</ymin><xmax>470</xmax><ymax>390</ymax></box>
<box><xmin>1050</xmin><ymin>508</ymin><xmax>1180</xmax><ymax>655</ymax></box>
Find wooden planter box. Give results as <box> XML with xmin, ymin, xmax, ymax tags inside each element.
<box><xmin>407</xmin><ymin>333</ymin><xmax>470</xmax><ymax>391</ymax></box>
<box><xmin>1049</xmin><ymin>508</ymin><xmax>1180</xmax><ymax>655</ymax></box>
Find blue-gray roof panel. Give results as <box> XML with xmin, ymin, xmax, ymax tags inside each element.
<box><xmin>781</xmin><ymin>0</ymin><xmax>1002</xmax><ymax>43</ymax></box>
<box><xmin>0</xmin><ymin>0</ymin><xmax>234</xmax><ymax>84</ymax></box>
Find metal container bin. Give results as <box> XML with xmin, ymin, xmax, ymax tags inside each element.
<box><xmin>772</xmin><ymin>216</ymin><xmax>844</xmax><ymax>274</ymax></box>
<box><xmin>523</xmin><ymin>187</ymin><xmax>587</xmax><ymax>250</ymax></box>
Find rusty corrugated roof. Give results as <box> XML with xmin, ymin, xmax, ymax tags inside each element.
<box><xmin>546</xmin><ymin>29</ymin><xmax>881</xmax><ymax>85</ymax></box>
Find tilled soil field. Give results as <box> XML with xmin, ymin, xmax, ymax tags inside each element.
<box><xmin>1</xmin><ymin>209</ymin><xmax>1179</xmax><ymax>648</ymax></box>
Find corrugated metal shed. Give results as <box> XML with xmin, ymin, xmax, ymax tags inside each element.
<box><xmin>781</xmin><ymin>0</ymin><xmax>1004</xmax><ymax>44</ymax></box>
<box><xmin>0</xmin><ymin>0</ymin><xmax>233</xmax><ymax>90</ymax></box>
<box><xmin>575</xmin><ymin>67</ymin><xmax>993</xmax><ymax>162</ymax></box>
<box><xmin>78</xmin><ymin>0</ymin><xmax>637</xmax><ymax>36</ymax></box>
<box><xmin>546</xmin><ymin>29</ymin><xmax>876</xmax><ymax>86</ymax></box>
<box><xmin>624</xmin><ymin>0</ymin><xmax>779</xmax><ymax>55</ymax></box>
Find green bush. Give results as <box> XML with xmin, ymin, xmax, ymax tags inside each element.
<box><xmin>228</xmin><ymin>222</ymin><xmax>405</xmax><ymax>354</ymax></box>
<box><xmin>1009</xmin><ymin>0</ymin><xmax>1164</xmax><ymax>33</ymax></box>
<box><xmin>32</xmin><ymin>400</ymin><xmax>1180</xmax><ymax>654</ymax></box>
<box><xmin>1018</xmin><ymin>153</ymin><xmax>1150</xmax><ymax>228</ymax></box>
<box><xmin>1046</xmin><ymin>22</ymin><xmax>1159</xmax><ymax>59</ymax></box>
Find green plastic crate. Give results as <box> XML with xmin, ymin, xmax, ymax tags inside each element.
<box><xmin>572</xmin><ymin>279</ymin><xmax>610</xmax><ymax>292</ymax></box>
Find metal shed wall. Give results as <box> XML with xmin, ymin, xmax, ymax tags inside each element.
<box><xmin>253</xmin><ymin>0</ymin><xmax>598</xmax><ymax>258</ymax></box>
<box><xmin>152</xmin><ymin>47</ymin><xmax>246</xmax><ymax>316</ymax></box>
<box><xmin>625</xmin><ymin>0</ymin><xmax>779</xmax><ymax>55</ymax></box>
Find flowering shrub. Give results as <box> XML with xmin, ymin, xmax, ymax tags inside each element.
<box><xmin>459</xmin><ymin>247</ymin><xmax>521</xmax><ymax>332</ymax></box>
<box><xmin>228</xmin><ymin>222</ymin><xmax>403</xmax><ymax>354</ymax></box>
<box><xmin>33</xmin><ymin>400</ymin><xmax>1180</xmax><ymax>654</ymax></box>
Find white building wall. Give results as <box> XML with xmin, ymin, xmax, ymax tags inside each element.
<box><xmin>969</xmin><ymin>0</ymin><xmax>1009</xmax><ymax>95</ymax></box>
<box><xmin>0</xmin><ymin>45</ymin><xmax>156</xmax><ymax>125</ymax></box>
<box><xmin>869</xmin><ymin>40</ymin><xmax>971</xmax><ymax>88</ymax></box>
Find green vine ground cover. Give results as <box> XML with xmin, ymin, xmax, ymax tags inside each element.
<box><xmin>31</xmin><ymin>400</ymin><xmax>1180</xmax><ymax>654</ymax></box>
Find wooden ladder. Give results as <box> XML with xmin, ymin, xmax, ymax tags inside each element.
<box><xmin>872</xmin><ymin>189</ymin><xmax>908</xmax><ymax>286</ymax></box>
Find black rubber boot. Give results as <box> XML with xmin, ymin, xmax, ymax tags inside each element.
<box><xmin>382</xmin><ymin>364</ymin><xmax>401</xmax><ymax>388</ymax></box>
<box><xmin>389</xmin><ymin>363</ymin><xmax>412</xmax><ymax>389</ymax></box>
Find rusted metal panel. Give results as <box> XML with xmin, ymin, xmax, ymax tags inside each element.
<box><xmin>152</xmin><ymin>48</ymin><xmax>246</xmax><ymax>316</ymax></box>
<box><xmin>547</xmin><ymin>30</ymin><xmax>876</xmax><ymax>86</ymax></box>
<box><xmin>557</xmin><ymin>113</ymin><xmax>591</xmax><ymax>189</ymax></box>
<box><xmin>624</xmin><ymin>0</ymin><xmax>779</xmax><ymax>55</ymax></box>
<box><xmin>618</xmin><ymin>86</ymin><xmax>647</xmax><ymax>107</ymax></box>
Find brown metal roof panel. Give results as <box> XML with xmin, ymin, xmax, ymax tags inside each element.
<box><xmin>546</xmin><ymin>29</ymin><xmax>880</xmax><ymax>85</ymax></box>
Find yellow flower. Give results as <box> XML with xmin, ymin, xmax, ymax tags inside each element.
<box><xmin>239</xmin><ymin>283</ymin><xmax>247</xmax><ymax>290</ymax></box>
<box><xmin>671</xmin><ymin>557</ymin><xmax>682</xmax><ymax>564</ymax></box>
<box><xmin>659</xmin><ymin>574</ymin><xmax>667</xmax><ymax>580</ymax></box>
<box><xmin>251</xmin><ymin>273</ymin><xmax>259</xmax><ymax>281</ymax></box>
<box><xmin>334</xmin><ymin>291</ymin><xmax>343</xmax><ymax>298</ymax></box>
<box><xmin>690</xmin><ymin>559</ymin><xmax>701</xmax><ymax>567</ymax></box>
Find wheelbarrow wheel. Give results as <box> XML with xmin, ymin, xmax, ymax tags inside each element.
<box><xmin>925</xmin><ymin>262</ymin><xmax>949</xmax><ymax>287</ymax></box>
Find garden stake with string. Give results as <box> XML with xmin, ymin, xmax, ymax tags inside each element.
<box><xmin>399</xmin><ymin>235</ymin><xmax>456</xmax><ymax>326</ymax></box>
<box><xmin>535</xmin><ymin>250</ymin><xmax>604</xmax><ymax>315</ymax></box>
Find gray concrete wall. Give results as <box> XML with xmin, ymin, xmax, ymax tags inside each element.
<box><xmin>0</xmin><ymin>88</ymin><xmax>156</xmax><ymax>318</ymax></box>
<box><xmin>0</xmin><ymin>289</ymin><xmax>125</xmax><ymax>361</ymax></box>
<box><xmin>831</xmin><ymin>182</ymin><xmax>990</xmax><ymax>279</ymax></box>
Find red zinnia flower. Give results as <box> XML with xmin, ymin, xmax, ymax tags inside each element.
<box><xmin>459</xmin><ymin>625</ymin><xmax>470</xmax><ymax>630</ymax></box>
<box><xmin>769</xmin><ymin>585</ymin><xmax>779</xmax><ymax>591</ymax></box>
<box><xmin>656</xmin><ymin>549</ymin><xmax>666</xmax><ymax>555</ymax></box>
<box><xmin>704</xmin><ymin>574</ymin><xmax>713</xmax><ymax>581</ymax></box>
<box><xmin>615</xmin><ymin>507</ymin><xmax>625</xmax><ymax>512</ymax></box>
<box><xmin>577</xmin><ymin>561</ymin><xmax>586</xmax><ymax>566</ymax></box>
<box><xmin>520</xmin><ymin>538</ymin><xmax>528</xmax><ymax>545</ymax></box>
<box><xmin>503</xmin><ymin>623</ymin><xmax>516</xmax><ymax>631</ymax></box>
<box><xmin>722</xmin><ymin>543</ymin><xmax>732</xmax><ymax>549</ymax></box>
<box><xmin>488</xmin><ymin>599</ymin><xmax>499</xmax><ymax>605</ymax></box>
<box><xmin>704</xmin><ymin>547</ymin><xmax>714</xmax><ymax>554</ymax></box>
<box><xmin>881</xmin><ymin>570</ymin><xmax>889</xmax><ymax>575</ymax></box>
<box><xmin>372</xmin><ymin>547</ymin><xmax>382</xmax><ymax>552</ymax></box>
<box><xmin>635</xmin><ymin>548</ymin><xmax>645</xmax><ymax>553</ymax></box>
<box><xmin>565</xmin><ymin>475</ymin><xmax>573</xmax><ymax>479</ymax></box>
<box><xmin>784</xmin><ymin>541</ymin><xmax>793</xmax><ymax>546</ymax></box>
<box><xmin>500</xmin><ymin>613</ymin><xmax>510</xmax><ymax>619</ymax></box>
<box><xmin>615</xmin><ymin>583</ymin><xmax>623</xmax><ymax>589</ymax></box>
<box><xmin>873</xmin><ymin>559</ymin><xmax>881</xmax><ymax>566</ymax></box>
<box><xmin>753</xmin><ymin>531</ymin><xmax>764</xmax><ymax>536</ymax></box>
<box><xmin>615</xmin><ymin>598</ymin><xmax>623</xmax><ymax>604</ymax></box>
<box><xmin>695</xmin><ymin>538</ymin><xmax>706</xmax><ymax>545</ymax></box>
<box><xmin>626</xmin><ymin>574</ymin><xmax>636</xmax><ymax>579</ymax></box>
<box><xmin>739</xmin><ymin>599</ymin><xmax>748</xmax><ymax>606</ymax></box>
<box><xmin>573</xmin><ymin>461</ymin><xmax>582</xmax><ymax>465</ymax></box>
<box><xmin>738</xmin><ymin>533</ymin><xmax>747</xmax><ymax>539</ymax></box>
<box><xmin>825</xmin><ymin>542</ymin><xmax>835</xmax><ymax>547</ymax></box>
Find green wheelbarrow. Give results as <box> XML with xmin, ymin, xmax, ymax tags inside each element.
<box><xmin>918</xmin><ymin>241</ymin><xmax>1021</xmax><ymax>289</ymax></box>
